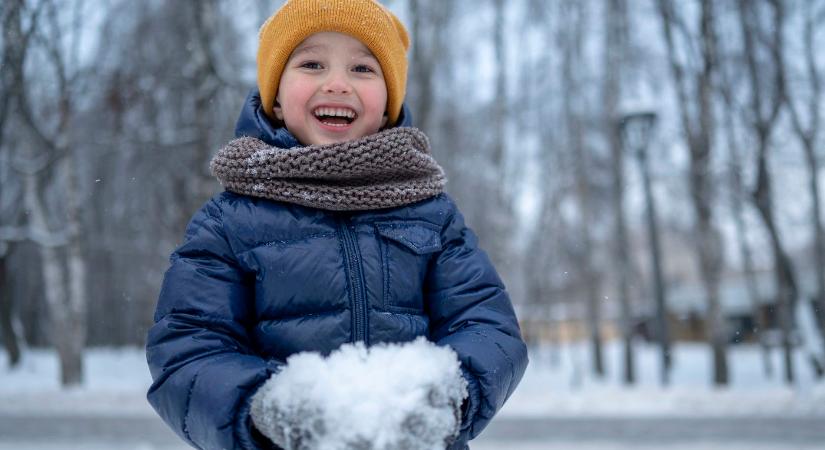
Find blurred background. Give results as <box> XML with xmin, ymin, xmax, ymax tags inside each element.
<box><xmin>1</xmin><ymin>0</ymin><xmax>825</xmax><ymax>449</ymax></box>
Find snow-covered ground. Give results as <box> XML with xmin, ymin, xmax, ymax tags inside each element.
<box><xmin>1</xmin><ymin>341</ymin><xmax>824</xmax><ymax>418</ymax></box>
<box><xmin>0</xmin><ymin>443</ymin><xmax>820</xmax><ymax>450</ymax></box>
<box><xmin>503</xmin><ymin>341</ymin><xmax>825</xmax><ymax>418</ymax></box>
<box><xmin>2</xmin><ymin>341</ymin><xmax>824</xmax><ymax>450</ymax></box>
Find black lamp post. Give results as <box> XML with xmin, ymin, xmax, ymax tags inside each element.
<box><xmin>619</xmin><ymin>111</ymin><xmax>672</xmax><ymax>386</ymax></box>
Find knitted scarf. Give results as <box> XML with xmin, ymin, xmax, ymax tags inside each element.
<box><xmin>210</xmin><ymin>127</ymin><xmax>446</xmax><ymax>211</ymax></box>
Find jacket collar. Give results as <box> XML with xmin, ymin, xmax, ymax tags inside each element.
<box><xmin>234</xmin><ymin>88</ymin><xmax>413</xmax><ymax>149</ymax></box>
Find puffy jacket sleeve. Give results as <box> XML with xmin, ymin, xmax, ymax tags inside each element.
<box><xmin>426</xmin><ymin>196</ymin><xmax>529</xmax><ymax>449</ymax></box>
<box><xmin>146</xmin><ymin>197</ymin><xmax>282</xmax><ymax>450</ymax></box>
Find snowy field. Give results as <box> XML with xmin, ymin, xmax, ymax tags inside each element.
<box><xmin>0</xmin><ymin>443</ymin><xmax>821</xmax><ymax>450</ymax></box>
<box><xmin>504</xmin><ymin>341</ymin><xmax>825</xmax><ymax>418</ymax></box>
<box><xmin>1</xmin><ymin>341</ymin><xmax>824</xmax><ymax>418</ymax></box>
<box><xmin>1</xmin><ymin>341</ymin><xmax>824</xmax><ymax>449</ymax></box>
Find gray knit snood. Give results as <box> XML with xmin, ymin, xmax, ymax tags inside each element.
<box><xmin>210</xmin><ymin>127</ymin><xmax>446</xmax><ymax>211</ymax></box>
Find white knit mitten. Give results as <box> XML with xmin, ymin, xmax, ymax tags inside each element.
<box><xmin>250</xmin><ymin>378</ymin><xmax>325</xmax><ymax>449</ymax></box>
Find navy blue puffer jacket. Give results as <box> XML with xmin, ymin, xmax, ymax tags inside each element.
<box><xmin>146</xmin><ymin>90</ymin><xmax>528</xmax><ymax>449</ymax></box>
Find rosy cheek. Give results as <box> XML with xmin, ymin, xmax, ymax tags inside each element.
<box><xmin>284</xmin><ymin>81</ymin><xmax>314</xmax><ymax>105</ymax></box>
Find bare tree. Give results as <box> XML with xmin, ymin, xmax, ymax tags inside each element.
<box><xmin>0</xmin><ymin>0</ymin><xmax>26</xmax><ymax>368</ymax></box>
<box><xmin>518</xmin><ymin>0</ymin><xmax>565</xmax><ymax>355</ymax></box>
<box><xmin>79</xmin><ymin>0</ymin><xmax>248</xmax><ymax>346</ymax></box>
<box><xmin>604</xmin><ymin>0</ymin><xmax>635</xmax><ymax>384</ymax></box>
<box><xmin>658</xmin><ymin>0</ymin><xmax>728</xmax><ymax>384</ymax></box>
<box><xmin>560</xmin><ymin>0</ymin><xmax>605</xmax><ymax>377</ymax></box>
<box><xmin>4</xmin><ymin>0</ymin><xmax>89</xmax><ymax>385</ymax></box>
<box><xmin>408</xmin><ymin>0</ymin><xmax>450</xmax><ymax>134</ymax></box>
<box><xmin>738</xmin><ymin>0</ymin><xmax>798</xmax><ymax>384</ymax></box>
<box><xmin>716</xmin><ymin>38</ymin><xmax>773</xmax><ymax>377</ymax></box>
<box><xmin>481</xmin><ymin>0</ymin><xmax>515</xmax><ymax>272</ymax></box>
<box><xmin>0</xmin><ymin>1</ymin><xmax>13</xmax><ymax>150</ymax></box>
<box><xmin>782</xmin><ymin>0</ymin><xmax>825</xmax><ymax>368</ymax></box>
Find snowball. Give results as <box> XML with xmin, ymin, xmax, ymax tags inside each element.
<box><xmin>251</xmin><ymin>337</ymin><xmax>467</xmax><ymax>450</ymax></box>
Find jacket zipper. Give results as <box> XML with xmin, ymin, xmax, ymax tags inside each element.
<box><xmin>338</xmin><ymin>219</ymin><xmax>369</xmax><ymax>344</ymax></box>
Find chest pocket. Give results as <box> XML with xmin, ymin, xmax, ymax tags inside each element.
<box><xmin>374</xmin><ymin>220</ymin><xmax>442</xmax><ymax>312</ymax></box>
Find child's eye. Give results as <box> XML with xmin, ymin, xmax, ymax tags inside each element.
<box><xmin>299</xmin><ymin>61</ymin><xmax>322</xmax><ymax>70</ymax></box>
<box><xmin>353</xmin><ymin>64</ymin><xmax>375</xmax><ymax>73</ymax></box>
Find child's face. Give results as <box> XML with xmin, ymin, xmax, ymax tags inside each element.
<box><xmin>273</xmin><ymin>32</ymin><xmax>389</xmax><ymax>146</ymax></box>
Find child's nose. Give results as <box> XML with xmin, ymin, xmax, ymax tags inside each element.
<box><xmin>321</xmin><ymin>70</ymin><xmax>352</xmax><ymax>95</ymax></box>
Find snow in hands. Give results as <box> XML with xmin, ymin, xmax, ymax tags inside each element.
<box><xmin>251</xmin><ymin>337</ymin><xmax>468</xmax><ymax>450</ymax></box>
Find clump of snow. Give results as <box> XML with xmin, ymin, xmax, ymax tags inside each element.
<box><xmin>250</xmin><ymin>337</ymin><xmax>467</xmax><ymax>450</ymax></box>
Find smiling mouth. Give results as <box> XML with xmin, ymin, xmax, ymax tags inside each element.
<box><xmin>313</xmin><ymin>106</ymin><xmax>357</xmax><ymax>127</ymax></box>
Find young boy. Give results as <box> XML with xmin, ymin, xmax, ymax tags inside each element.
<box><xmin>146</xmin><ymin>1</ymin><xmax>528</xmax><ymax>449</ymax></box>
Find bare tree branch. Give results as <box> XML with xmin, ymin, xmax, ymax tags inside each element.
<box><xmin>658</xmin><ymin>0</ymin><xmax>696</xmax><ymax>143</ymax></box>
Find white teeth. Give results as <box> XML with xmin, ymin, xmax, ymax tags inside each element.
<box><xmin>313</xmin><ymin>107</ymin><xmax>356</xmax><ymax>119</ymax></box>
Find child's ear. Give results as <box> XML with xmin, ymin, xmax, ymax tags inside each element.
<box><xmin>380</xmin><ymin>112</ymin><xmax>388</xmax><ymax>129</ymax></box>
<box><xmin>273</xmin><ymin>96</ymin><xmax>284</xmax><ymax>121</ymax></box>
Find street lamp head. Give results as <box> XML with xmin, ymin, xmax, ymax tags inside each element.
<box><xmin>619</xmin><ymin>111</ymin><xmax>658</xmax><ymax>154</ymax></box>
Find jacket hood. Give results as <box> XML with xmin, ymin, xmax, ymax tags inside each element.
<box><xmin>234</xmin><ymin>88</ymin><xmax>413</xmax><ymax>149</ymax></box>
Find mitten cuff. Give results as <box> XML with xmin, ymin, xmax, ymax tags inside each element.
<box><xmin>236</xmin><ymin>361</ymin><xmax>284</xmax><ymax>450</ymax></box>
<box><xmin>249</xmin><ymin>375</ymin><xmax>283</xmax><ymax>446</ymax></box>
<box><xmin>236</xmin><ymin>391</ymin><xmax>280</xmax><ymax>450</ymax></box>
<box><xmin>459</xmin><ymin>367</ymin><xmax>480</xmax><ymax>432</ymax></box>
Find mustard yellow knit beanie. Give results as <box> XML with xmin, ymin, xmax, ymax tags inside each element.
<box><xmin>257</xmin><ymin>0</ymin><xmax>410</xmax><ymax>126</ymax></box>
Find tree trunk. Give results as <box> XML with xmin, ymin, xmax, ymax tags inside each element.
<box><xmin>561</xmin><ymin>0</ymin><xmax>603</xmax><ymax>377</ymax></box>
<box><xmin>23</xmin><ymin>169</ymin><xmax>84</xmax><ymax>386</ymax></box>
<box><xmin>637</xmin><ymin>142</ymin><xmax>671</xmax><ymax>385</ymax></box>
<box><xmin>722</xmin><ymin>99</ymin><xmax>772</xmax><ymax>377</ymax></box>
<box><xmin>63</xmin><ymin>149</ymin><xmax>87</xmax><ymax>385</ymax></box>
<box><xmin>694</xmin><ymin>0</ymin><xmax>728</xmax><ymax>386</ymax></box>
<box><xmin>715</xmin><ymin>0</ymin><xmax>771</xmax><ymax>376</ymax></box>
<box><xmin>0</xmin><ymin>251</ymin><xmax>22</xmax><ymax>367</ymax></box>
<box><xmin>738</xmin><ymin>0</ymin><xmax>796</xmax><ymax>384</ymax></box>
<box><xmin>752</xmin><ymin>149</ymin><xmax>798</xmax><ymax>384</ymax></box>
<box><xmin>485</xmin><ymin>0</ymin><xmax>512</xmax><ymax>271</ymax></box>
<box><xmin>784</xmin><ymin>0</ymin><xmax>825</xmax><ymax>365</ymax></box>
<box><xmin>408</xmin><ymin>0</ymin><xmax>440</xmax><ymax>133</ymax></box>
<box><xmin>802</xmin><ymin>138</ymin><xmax>825</xmax><ymax>367</ymax></box>
<box><xmin>696</xmin><ymin>211</ymin><xmax>727</xmax><ymax>385</ymax></box>
<box><xmin>658</xmin><ymin>0</ymin><xmax>728</xmax><ymax>385</ymax></box>
<box><xmin>604</xmin><ymin>0</ymin><xmax>634</xmax><ymax>385</ymax></box>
